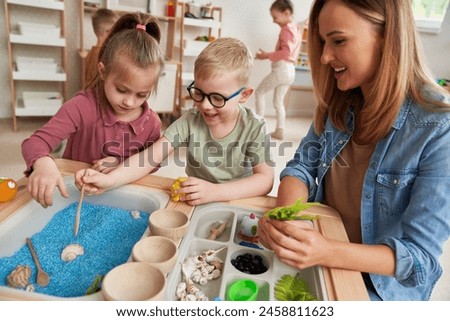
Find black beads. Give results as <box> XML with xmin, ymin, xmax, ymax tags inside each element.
<box><xmin>231</xmin><ymin>253</ymin><xmax>268</xmax><ymax>274</ymax></box>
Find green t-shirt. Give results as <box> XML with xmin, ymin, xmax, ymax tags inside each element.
<box><xmin>163</xmin><ymin>105</ymin><xmax>272</xmax><ymax>183</ymax></box>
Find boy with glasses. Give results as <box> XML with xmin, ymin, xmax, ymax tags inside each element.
<box><xmin>75</xmin><ymin>38</ymin><xmax>274</xmax><ymax>206</ymax></box>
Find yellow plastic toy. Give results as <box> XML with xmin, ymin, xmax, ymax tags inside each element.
<box><xmin>170</xmin><ymin>177</ymin><xmax>187</xmax><ymax>202</ymax></box>
<box><xmin>0</xmin><ymin>177</ymin><xmax>18</xmax><ymax>203</ymax></box>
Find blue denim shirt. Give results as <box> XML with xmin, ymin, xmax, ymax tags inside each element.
<box><xmin>281</xmin><ymin>94</ymin><xmax>450</xmax><ymax>300</ymax></box>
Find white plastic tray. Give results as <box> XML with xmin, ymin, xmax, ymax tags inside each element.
<box><xmin>165</xmin><ymin>203</ymin><xmax>328</xmax><ymax>301</ymax></box>
<box><xmin>0</xmin><ymin>176</ymin><xmax>169</xmax><ymax>300</ymax></box>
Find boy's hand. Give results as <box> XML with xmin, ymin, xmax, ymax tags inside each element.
<box><xmin>74</xmin><ymin>168</ymin><xmax>113</xmax><ymax>195</ymax></box>
<box><xmin>91</xmin><ymin>156</ymin><xmax>119</xmax><ymax>174</ymax></box>
<box><xmin>27</xmin><ymin>156</ymin><xmax>68</xmax><ymax>208</ymax></box>
<box><xmin>176</xmin><ymin>176</ymin><xmax>217</xmax><ymax>206</ymax></box>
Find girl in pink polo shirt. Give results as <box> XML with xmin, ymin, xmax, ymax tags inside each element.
<box><xmin>255</xmin><ymin>0</ymin><xmax>301</xmax><ymax>140</ymax></box>
<box><xmin>21</xmin><ymin>12</ymin><xmax>164</xmax><ymax>208</ymax></box>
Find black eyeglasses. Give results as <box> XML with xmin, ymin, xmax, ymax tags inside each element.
<box><xmin>187</xmin><ymin>81</ymin><xmax>245</xmax><ymax>108</ymax></box>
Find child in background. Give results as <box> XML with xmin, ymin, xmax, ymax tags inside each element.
<box><xmin>84</xmin><ymin>8</ymin><xmax>117</xmax><ymax>86</ymax></box>
<box><xmin>75</xmin><ymin>38</ymin><xmax>274</xmax><ymax>206</ymax></box>
<box><xmin>259</xmin><ymin>0</ymin><xmax>450</xmax><ymax>300</ymax></box>
<box><xmin>22</xmin><ymin>12</ymin><xmax>165</xmax><ymax>208</ymax></box>
<box><xmin>255</xmin><ymin>0</ymin><xmax>300</xmax><ymax>140</ymax></box>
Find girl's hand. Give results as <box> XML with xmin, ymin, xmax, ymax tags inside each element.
<box><xmin>259</xmin><ymin>218</ymin><xmax>331</xmax><ymax>270</ymax></box>
<box><xmin>74</xmin><ymin>168</ymin><xmax>113</xmax><ymax>195</ymax></box>
<box><xmin>27</xmin><ymin>156</ymin><xmax>68</xmax><ymax>208</ymax></box>
<box><xmin>177</xmin><ymin>177</ymin><xmax>217</xmax><ymax>206</ymax></box>
<box><xmin>91</xmin><ymin>156</ymin><xmax>119</xmax><ymax>174</ymax></box>
<box><xmin>255</xmin><ymin>49</ymin><xmax>268</xmax><ymax>60</ymax></box>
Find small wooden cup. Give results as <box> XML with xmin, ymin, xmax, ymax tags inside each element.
<box><xmin>102</xmin><ymin>262</ymin><xmax>166</xmax><ymax>301</ymax></box>
<box><xmin>149</xmin><ymin>209</ymin><xmax>189</xmax><ymax>242</ymax></box>
<box><xmin>131</xmin><ymin>235</ymin><xmax>178</xmax><ymax>274</ymax></box>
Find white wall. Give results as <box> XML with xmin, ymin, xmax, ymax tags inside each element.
<box><xmin>1</xmin><ymin>0</ymin><xmax>449</xmax><ymax>120</ymax></box>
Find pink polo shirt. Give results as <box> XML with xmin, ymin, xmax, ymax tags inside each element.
<box><xmin>22</xmin><ymin>89</ymin><xmax>161</xmax><ymax>175</ymax></box>
<box><xmin>267</xmin><ymin>21</ymin><xmax>300</xmax><ymax>64</ymax></box>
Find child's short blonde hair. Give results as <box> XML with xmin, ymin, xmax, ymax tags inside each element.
<box><xmin>194</xmin><ymin>37</ymin><xmax>253</xmax><ymax>86</ymax></box>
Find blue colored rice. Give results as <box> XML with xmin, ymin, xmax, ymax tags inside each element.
<box><xmin>0</xmin><ymin>202</ymin><xmax>149</xmax><ymax>297</ymax></box>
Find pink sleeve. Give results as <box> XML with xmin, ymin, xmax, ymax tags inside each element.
<box><xmin>21</xmin><ymin>95</ymin><xmax>87</xmax><ymax>176</ymax></box>
<box><xmin>267</xmin><ymin>27</ymin><xmax>296</xmax><ymax>62</ymax></box>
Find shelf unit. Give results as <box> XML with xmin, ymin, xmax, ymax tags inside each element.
<box><xmin>5</xmin><ymin>0</ymin><xmax>67</xmax><ymax>131</ymax></box>
<box><xmin>78</xmin><ymin>1</ymin><xmax>179</xmax><ymax>116</ymax></box>
<box><xmin>172</xmin><ymin>1</ymin><xmax>222</xmax><ymax>113</ymax></box>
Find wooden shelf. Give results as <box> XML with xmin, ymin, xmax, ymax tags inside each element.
<box><xmin>13</xmin><ymin>69</ymin><xmax>67</xmax><ymax>81</ymax></box>
<box><xmin>182</xmin><ymin>17</ymin><xmax>220</xmax><ymax>28</ymax></box>
<box><xmin>7</xmin><ymin>0</ymin><xmax>64</xmax><ymax>11</ymax></box>
<box><xmin>9</xmin><ymin>34</ymin><xmax>66</xmax><ymax>47</ymax></box>
<box><xmin>5</xmin><ymin>0</ymin><xmax>67</xmax><ymax>130</ymax></box>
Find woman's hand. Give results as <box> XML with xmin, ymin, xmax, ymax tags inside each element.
<box><xmin>74</xmin><ymin>168</ymin><xmax>114</xmax><ymax>195</ymax></box>
<box><xmin>176</xmin><ymin>176</ymin><xmax>218</xmax><ymax>206</ymax></box>
<box><xmin>258</xmin><ymin>217</ymin><xmax>331</xmax><ymax>270</ymax></box>
<box><xmin>27</xmin><ymin>156</ymin><xmax>68</xmax><ymax>208</ymax></box>
<box><xmin>91</xmin><ymin>156</ymin><xmax>119</xmax><ymax>174</ymax></box>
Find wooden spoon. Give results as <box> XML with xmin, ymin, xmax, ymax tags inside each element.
<box><xmin>26</xmin><ymin>238</ymin><xmax>50</xmax><ymax>287</ymax></box>
<box><xmin>74</xmin><ymin>184</ymin><xmax>86</xmax><ymax>236</ymax></box>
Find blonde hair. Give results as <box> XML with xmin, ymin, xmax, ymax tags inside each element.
<box><xmin>89</xmin><ymin>12</ymin><xmax>165</xmax><ymax>107</ymax></box>
<box><xmin>194</xmin><ymin>37</ymin><xmax>253</xmax><ymax>86</ymax></box>
<box><xmin>308</xmin><ymin>0</ymin><xmax>450</xmax><ymax>143</ymax></box>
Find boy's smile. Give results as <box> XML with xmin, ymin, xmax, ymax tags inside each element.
<box><xmin>193</xmin><ymin>73</ymin><xmax>245</xmax><ymax>128</ymax></box>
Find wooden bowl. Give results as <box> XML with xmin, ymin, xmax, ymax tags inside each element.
<box><xmin>131</xmin><ymin>235</ymin><xmax>178</xmax><ymax>274</ymax></box>
<box><xmin>149</xmin><ymin>209</ymin><xmax>189</xmax><ymax>242</ymax></box>
<box><xmin>101</xmin><ymin>262</ymin><xmax>166</xmax><ymax>301</ymax></box>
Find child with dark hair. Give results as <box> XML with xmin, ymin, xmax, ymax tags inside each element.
<box><xmin>22</xmin><ymin>12</ymin><xmax>165</xmax><ymax>208</ymax></box>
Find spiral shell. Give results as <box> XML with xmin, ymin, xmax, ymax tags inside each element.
<box><xmin>6</xmin><ymin>265</ymin><xmax>31</xmax><ymax>288</ymax></box>
<box><xmin>61</xmin><ymin>244</ymin><xmax>84</xmax><ymax>262</ymax></box>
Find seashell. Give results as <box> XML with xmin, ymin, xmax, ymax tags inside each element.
<box><xmin>205</xmin><ymin>265</ymin><xmax>215</xmax><ymax>273</ymax></box>
<box><xmin>25</xmin><ymin>284</ymin><xmax>35</xmax><ymax>292</ymax></box>
<box><xmin>199</xmin><ymin>276</ymin><xmax>208</xmax><ymax>286</ymax></box>
<box><xmin>203</xmin><ymin>247</ymin><xmax>226</xmax><ymax>263</ymax></box>
<box><xmin>200</xmin><ymin>296</ymin><xmax>209</xmax><ymax>301</ymax></box>
<box><xmin>6</xmin><ymin>265</ymin><xmax>31</xmax><ymax>288</ymax></box>
<box><xmin>211</xmin><ymin>269</ymin><xmax>221</xmax><ymax>279</ymax></box>
<box><xmin>186</xmin><ymin>284</ymin><xmax>201</xmax><ymax>295</ymax></box>
<box><xmin>200</xmin><ymin>266</ymin><xmax>209</xmax><ymax>277</ymax></box>
<box><xmin>61</xmin><ymin>244</ymin><xmax>84</xmax><ymax>262</ymax></box>
<box><xmin>130</xmin><ymin>210</ymin><xmax>141</xmax><ymax>219</ymax></box>
<box><xmin>176</xmin><ymin>282</ymin><xmax>187</xmax><ymax>299</ymax></box>
<box><xmin>195</xmin><ymin>290</ymin><xmax>205</xmax><ymax>299</ymax></box>
<box><xmin>210</xmin><ymin>259</ymin><xmax>223</xmax><ymax>271</ymax></box>
<box><xmin>185</xmin><ymin>294</ymin><xmax>197</xmax><ymax>301</ymax></box>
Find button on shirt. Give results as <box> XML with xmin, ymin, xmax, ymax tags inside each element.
<box><xmin>22</xmin><ymin>89</ymin><xmax>161</xmax><ymax>175</ymax></box>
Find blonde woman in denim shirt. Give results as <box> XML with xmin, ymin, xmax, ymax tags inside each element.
<box><xmin>258</xmin><ymin>0</ymin><xmax>450</xmax><ymax>300</ymax></box>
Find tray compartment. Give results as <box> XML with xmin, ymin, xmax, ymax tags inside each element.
<box><xmin>166</xmin><ymin>203</ymin><xmax>329</xmax><ymax>301</ymax></box>
<box><xmin>166</xmin><ymin>238</ymin><xmax>228</xmax><ymax>301</ymax></box>
<box><xmin>194</xmin><ymin>210</ymin><xmax>235</xmax><ymax>242</ymax></box>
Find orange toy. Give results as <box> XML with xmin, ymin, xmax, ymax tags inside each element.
<box><xmin>0</xmin><ymin>177</ymin><xmax>18</xmax><ymax>203</ymax></box>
